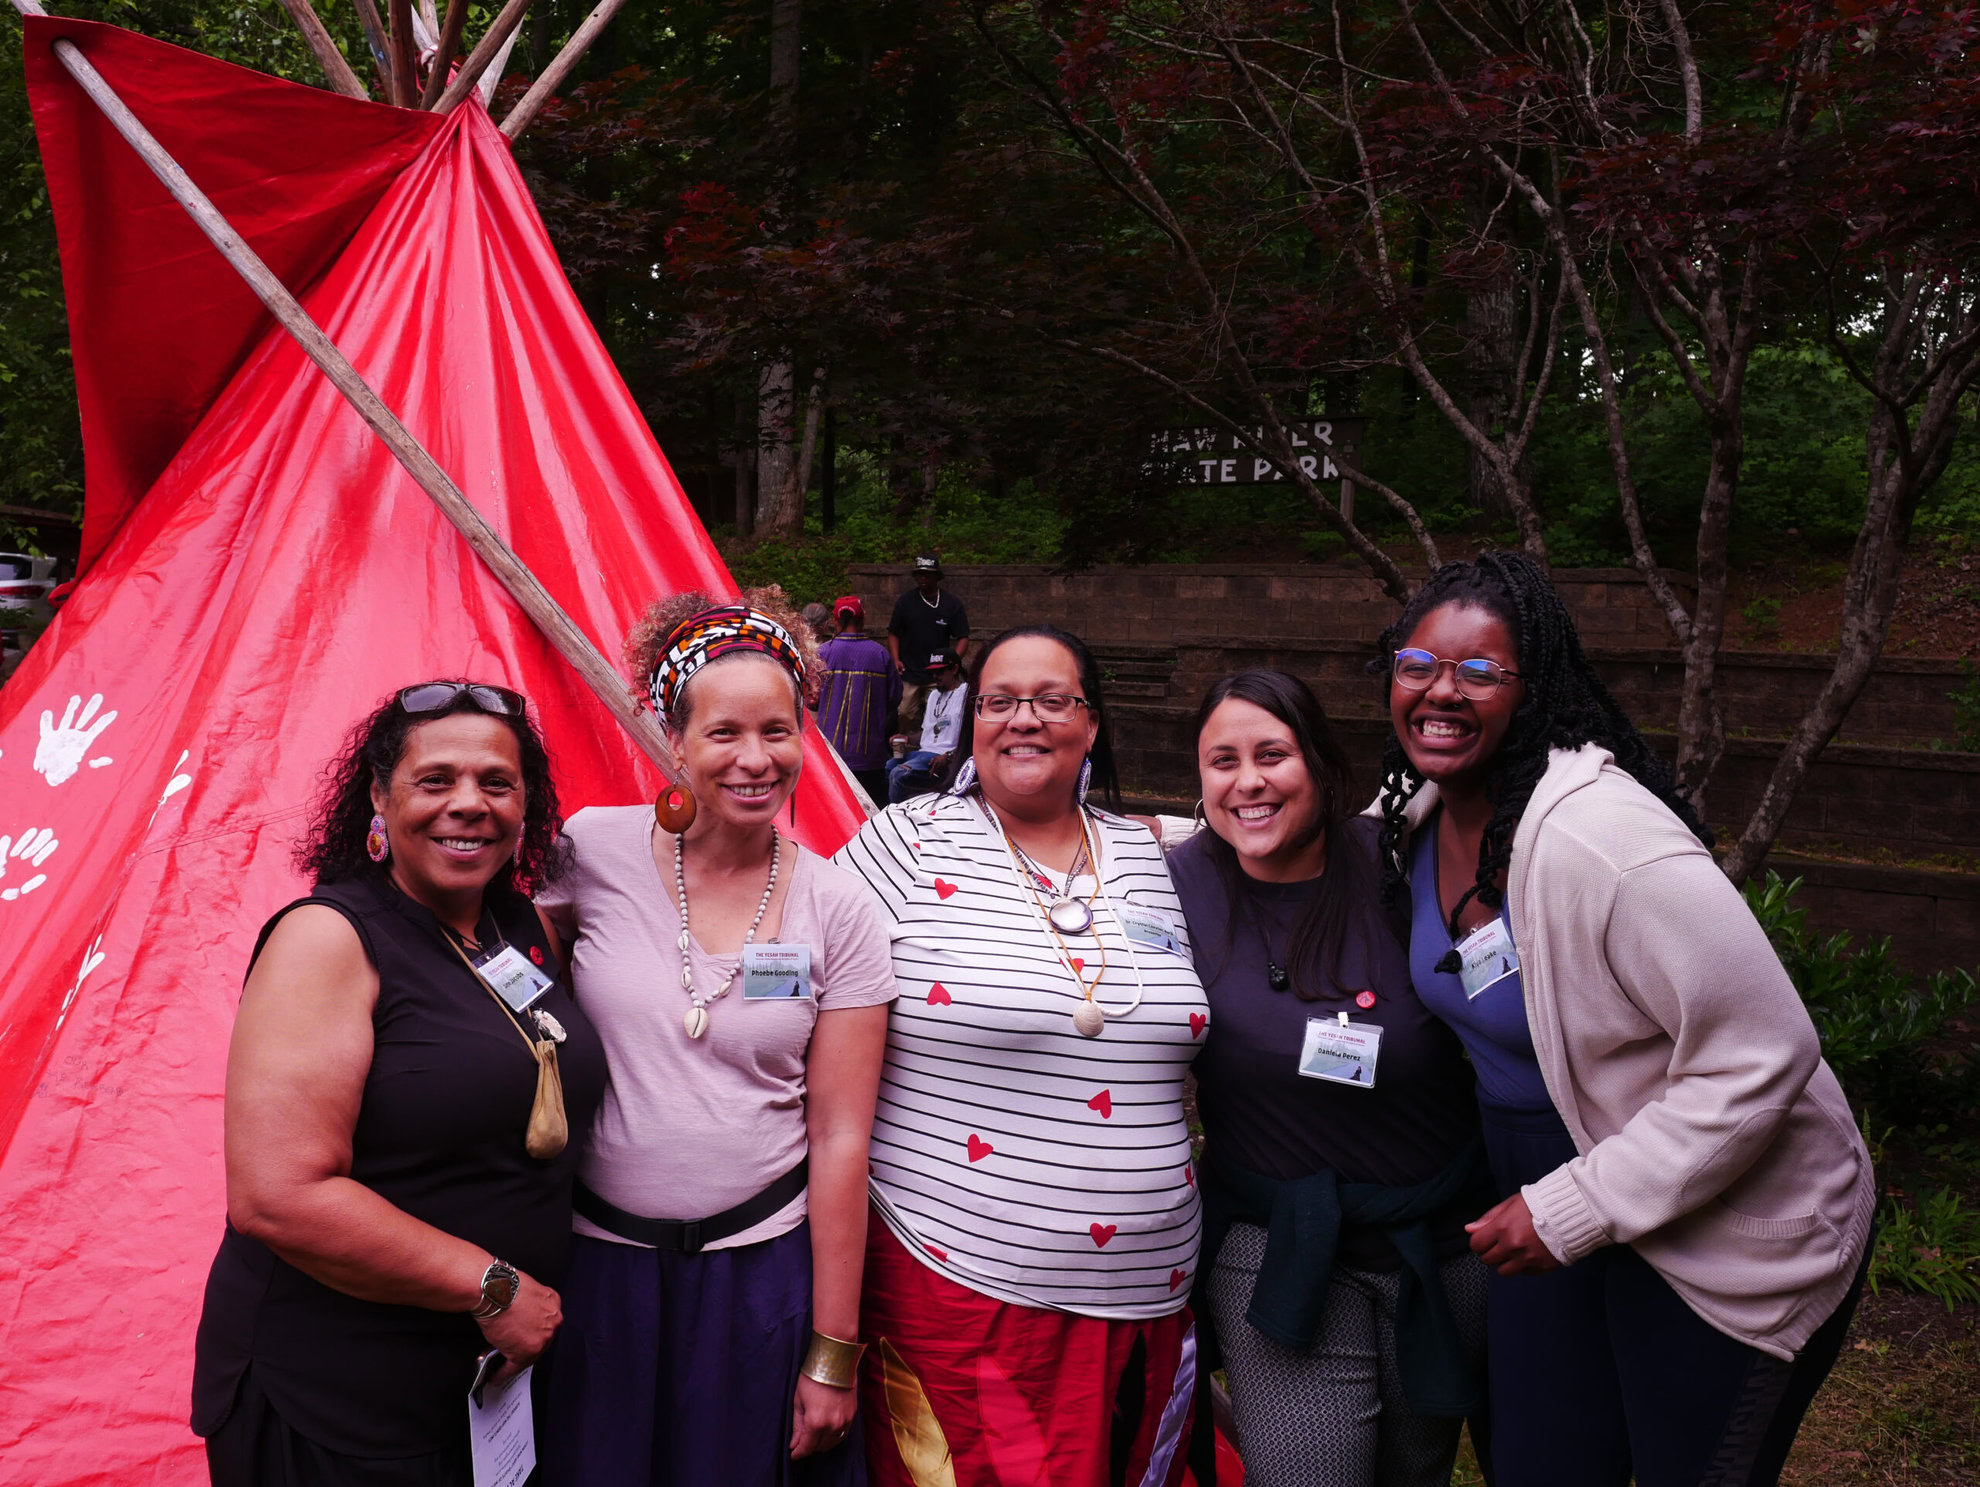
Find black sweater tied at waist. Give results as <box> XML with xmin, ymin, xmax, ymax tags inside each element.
<box><xmin>1196</xmin><ymin>1135</ymin><xmax>1494</xmax><ymax>1419</ymax></box>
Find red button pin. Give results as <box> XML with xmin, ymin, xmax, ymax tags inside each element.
<box><xmin>1355</xmin><ymin>990</ymin><xmax>1377</xmax><ymax>1010</ymax></box>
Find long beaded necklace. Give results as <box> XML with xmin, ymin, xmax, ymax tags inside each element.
<box><xmin>673</xmin><ymin>825</ymin><xmax>780</xmax><ymax>1040</ymax></box>
<box><xmin>982</xmin><ymin>800</ymin><xmax>1147</xmax><ymax>1037</ymax></box>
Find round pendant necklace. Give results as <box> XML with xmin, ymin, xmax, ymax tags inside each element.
<box><xmin>674</xmin><ymin>825</ymin><xmax>780</xmax><ymax>1039</ymax></box>
<box><xmin>1006</xmin><ymin>832</ymin><xmax>1096</xmax><ymax>935</ymax></box>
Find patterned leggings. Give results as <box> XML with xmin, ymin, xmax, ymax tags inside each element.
<box><xmin>1207</xmin><ymin>1222</ymin><xmax>1489</xmax><ymax>1487</ymax></box>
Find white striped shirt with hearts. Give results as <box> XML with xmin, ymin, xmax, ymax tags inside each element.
<box><xmin>834</xmin><ymin>791</ymin><xmax>1208</xmax><ymax>1320</ymax></box>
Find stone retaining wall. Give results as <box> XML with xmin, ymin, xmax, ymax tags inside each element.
<box><xmin>848</xmin><ymin>561</ymin><xmax>1695</xmax><ymax>648</ymax></box>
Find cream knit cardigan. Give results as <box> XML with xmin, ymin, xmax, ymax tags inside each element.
<box><xmin>1381</xmin><ymin>743</ymin><xmax>1875</xmax><ymax>1361</ymax></box>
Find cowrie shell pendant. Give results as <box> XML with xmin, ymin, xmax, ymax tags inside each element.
<box><xmin>684</xmin><ymin>1005</ymin><xmax>710</xmax><ymax>1039</ymax></box>
<box><xmin>1073</xmin><ymin>1001</ymin><xmax>1106</xmax><ymax>1038</ymax></box>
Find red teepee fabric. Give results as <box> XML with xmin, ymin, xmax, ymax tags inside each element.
<box><xmin>0</xmin><ymin>20</ymin><xmax>865</xmax><ymax>1484</ymax></box>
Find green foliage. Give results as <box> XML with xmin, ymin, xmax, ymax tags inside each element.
<box><xmin>1871</xmin><ymin>1187</ymin><xmax>1980</xmax><ymax>1311</ymax></box>
<box><xmin>721</xmin><ymin>453</ymin><xmax>1065</xmax><ymax>606</ymax></box>
<box><xmin>1742</xmin><ymin>871</ymin><xmax>1978</xmax><ymax>1116</ymax></box>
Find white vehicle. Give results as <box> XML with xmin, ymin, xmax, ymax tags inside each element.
<box><xmin>0</xmin><ymin>552</ymin><xmax>60</xmax><ymax>662</ymax></box>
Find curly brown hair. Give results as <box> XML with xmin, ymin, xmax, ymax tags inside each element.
<box><xmin>623</xmin><ymin>585</ymin><xmax>822</xmax><ymax>728</ymax></box>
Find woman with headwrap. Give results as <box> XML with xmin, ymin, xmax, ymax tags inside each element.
<box><xmin>539</xmin><ymin>589</ymin><xmax>897</xmax><ymax>1487</ymax></box>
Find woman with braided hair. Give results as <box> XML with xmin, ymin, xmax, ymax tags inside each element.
<box><xmin>1373</xmin><ymin>552</ymin><xmax>1873</xmax><ymax>1487</ymax></box>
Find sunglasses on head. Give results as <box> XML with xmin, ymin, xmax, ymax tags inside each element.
<box><xmin>395</xmin><ymin>682</ymin><xmax>526</xmax><ymax>717</ymax></box>
<box><xmin>1391</xmin><ymin>649</ymin><xmax>1520</xmax><ymax>701</ymax></box>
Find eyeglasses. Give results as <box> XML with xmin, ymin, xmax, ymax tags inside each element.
<box><xmin>1391</xmin><ymin>649</ymin><xmax>1521</xmax><ymax>701</ymax></box>
<box><xmin>395</xmin><ymin>682</ymin><xmax>526</xmax><ymax>717</ymax></box>
<box><xmin>972</xmin><ymin>692</ymin><xmax>1089</xmax><ymax>723</ymax></box>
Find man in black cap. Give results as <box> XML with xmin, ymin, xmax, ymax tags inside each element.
<box><xmin>887</xmin><ymin>553</ymin><xmax>969</xmax><ymax>729</ymax></box>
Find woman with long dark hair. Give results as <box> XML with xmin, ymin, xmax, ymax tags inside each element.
<box><xmin>1169</xmin><ymin>669</ymin><xmax>1489</xmax><ymax>1487</ymax></box>
<box><xmin>833</xmin><ymin>624</ymin><xmax>1207</xmax><ymax>1487</ymax></box>
<box><xmin>192</xmin><ymin>681</ymin><xmax>608</xmax><ymax>1486</ymax></box>
<box><xmin>1376</xmin><ymin>552</ymin><xmax>1874</xmax><ymax>1487</ymax></box>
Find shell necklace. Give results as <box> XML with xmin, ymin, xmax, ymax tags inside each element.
<box><xmin>982</xmin><ymin>800</ymin><xmax>1147</xmax><ymax>1037</ymax></box>
<box><xmin>673</xmin><ymin>825</ymin><xmax>780</xmax><ymax>1039</ymax></box>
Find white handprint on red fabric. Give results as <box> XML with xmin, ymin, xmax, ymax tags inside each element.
<box><xmin>0</xmin><ymin>826</ymin><xmax>59</xmax><ymax>900</ymax></box>
<box><xmin>35</xmin><ymin>694</ymin><xmax>118</xmax><ymax>785</ymax></box>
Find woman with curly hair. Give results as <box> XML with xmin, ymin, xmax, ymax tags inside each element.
<box><xmin>192</xmin><ymin>681</ymin><xmax>608</xmax><ymax>1487</ymax></box>
<box><xmin>1374</xmin><ymin>552</ymin><xmax>1874</xmax><ymax>1487</ymax></box>
<box><xmin>538</xmin><ymin>587</ymin><xmax>896</xmax><ymax>1487</ymax></box>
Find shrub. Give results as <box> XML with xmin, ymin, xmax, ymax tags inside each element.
<box><xmin>1871</xmin><ymin>1187</ymin><xmax>1980</xmax><ymax>1311</ymax></box>
<box><xmin>1742</xmin><ymin>872</ymin><xmax>1977</xmax><ymax>1119</ymax></box>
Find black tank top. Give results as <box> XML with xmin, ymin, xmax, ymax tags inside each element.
<box><xmin>191</xmin><ymin>873</ymin><xmax>607</xmax><ymax>1455</ymax></box>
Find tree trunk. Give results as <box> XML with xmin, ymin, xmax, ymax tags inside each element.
<box><xmin>1718</xmin><ymin>294</ymin><xmax>1977</xmax><ymax>880</ymax></box>
<box><xmin>756</xmin><ymin>361</ymin><xmax>800</xmax><ymax>533</ymax></box>
<box><xmin>1462</xmin><ymin>242</ymin><xmax>1522</xmax><ymax>521</ymax></box>
<box><xmin>1672</xmin><ymin>422</ymin><xmax>1740</xmax><ymax>813</ymax></box>
<box><xmin>734</xmin><ymin>391</ymin><xmax>756</xmax><ymax>536</ymax></box>
<box><xmin>754</xmin><ymin>0</ymin><xmax>805</xmax><ymax>537</ymax></box>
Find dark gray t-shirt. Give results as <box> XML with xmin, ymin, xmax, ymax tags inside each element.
<box><xmin>1170</xmin><ymin>820</ymin><xmax>1479</xmax><ymax>1189</ymax></box>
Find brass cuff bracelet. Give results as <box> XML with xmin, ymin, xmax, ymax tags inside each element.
<box><xmin>799</xmin><ymin>1329</ymin><xmax>867</xmax><ymax>1390</ymax></box>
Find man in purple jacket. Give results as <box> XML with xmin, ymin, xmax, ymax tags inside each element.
<box><xmin>813</xmin><ymin>595</ymin><xmax>901</xmax><ymax>807</ymax></box>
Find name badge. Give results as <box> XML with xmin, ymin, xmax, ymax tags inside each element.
<box><xmin>1117</xmin><ymin>904</ymin><xmax>1186</xmax><ymax>958</ymax></box>
<box><xmin>474</xmin><ymin>944</ymin><xmax>555</xmax><ymax>1013</ymax></box>
<box><xmin>1298</xmin><ymin>1015</ymin><xmax>1382</xmax><ymax>1088</ymax></box>
<box><xmin>1455</xmin><ymin>917</ymin><xmax>1519</xmax><ymax>1001</ymax></box>
<box><xmin>743</xmin><ymin>943</ymin><xmax>813</xmax><ymax>1000</ymax></box>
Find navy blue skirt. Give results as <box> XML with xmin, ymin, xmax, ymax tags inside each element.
<box><xmin>538</xmin><ymin>1221</ymin><xmax>865</xmax><ymax>1487</ymax></box>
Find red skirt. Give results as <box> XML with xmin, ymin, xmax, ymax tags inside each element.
<box><xmin>859</xmin><ymin>1219</ymin><xmax>1195</xmax><ymax>1487</ymax></box>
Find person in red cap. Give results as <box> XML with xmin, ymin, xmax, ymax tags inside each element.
<box><xmin>813</xmin><ymin>595</ymin><xmax>901</xmax><ymax>806</ymax></box>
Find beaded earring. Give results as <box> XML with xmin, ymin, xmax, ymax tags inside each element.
<box><xmin>366</xmin><ymin>813</ymin><xmax>390</xmax><ymax>863</ymax></box>
<box><xmin>1076</xmin><ymin>757</ymin><xmax>1093</xmax><ymax>807</ymax></box>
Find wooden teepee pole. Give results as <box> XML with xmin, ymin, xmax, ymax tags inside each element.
<box><xmin>273</xmin><ymin>0</ymin><xmax>370</xmax><ymax>100</ymax></box>
<box><xmin>14</xmin><ymin>9</ymin><xmax>698</xmax><ymax>828</ymax></box>
<box><xmin>431</xmin><ymin>0</ymin><xmax>532</xmax><ymax>112</ymax></box>
<box><xmin>499</xmin><ymin>0</ymin><xmax>631</xmax><ymax>141</ymax></box>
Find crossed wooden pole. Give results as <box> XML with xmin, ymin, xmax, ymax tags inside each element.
<box><xmin>9</xmin><ymin>0</ymin><xmax>705</xmax><ymax>832</ymax></box>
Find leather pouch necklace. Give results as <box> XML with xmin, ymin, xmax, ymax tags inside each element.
<box><xmin>445</xmin><ymin>923</ymin><xmax>569</xmax><ymax>1159</ymax></box>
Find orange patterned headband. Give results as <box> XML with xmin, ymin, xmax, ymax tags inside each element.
<box><xmin>650</xmin><ymin>604</ymin><xmax>808</xmax><ymax>718</ymax></box>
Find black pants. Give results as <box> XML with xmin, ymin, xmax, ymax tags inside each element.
<box><xmin>1479</xmin><ymin>1101</ymin><xmax>1866</xmax><ymax>1487</ymax></box>
<box><xmin>204</xmin><ymin>1365</ymin><xmax>473</xmax><ymax>1487</ymax></box>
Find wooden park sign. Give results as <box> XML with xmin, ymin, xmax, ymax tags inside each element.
<box><xmin>1150</xmin><ymin>416</ymin><xmax>1364</xmax><ymax>486</ymax></box>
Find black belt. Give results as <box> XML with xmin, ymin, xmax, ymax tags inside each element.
<box><xmin>573</xmin><ymin>1157</ymin><xmax>809</xmax><ymax>1254</ymax></box>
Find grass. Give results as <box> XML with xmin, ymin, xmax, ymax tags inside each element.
<box><xmin>1438</xmin><ymin>1290</ymin><xmax>1980</xmax><ymax>1485</ymax></box>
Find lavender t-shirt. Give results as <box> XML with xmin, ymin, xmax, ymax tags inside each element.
<box><xmin>538</xmin><ymin>805</ymin><xmax>898</xmax><ymax>1250</ymax></box>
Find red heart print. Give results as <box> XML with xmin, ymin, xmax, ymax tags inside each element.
<box><xmin>1185</xmin><ymin>1164</ymin><xmax>1195</xmax><ymax>1188</ymax></box>
<box><xmin>1087</xmin><ymin>1090</ymin><xmax>1113</xmax><ymax>1118</ymax></box>
<box><xmin>927</xmin><ymin>983</ymin><xmax>953</xmax><ymax>1006</ymax></box>
<box><xmin>1090</xmin><ymin>1223</ymin><xmax>1117</xmax><ymax>1248</ymax></box>
<box><xmin>1169</xmin><ymin>1269</ymin><xmax>1188</xmax><ymax>1292</ymax></box>
<box><xmin>933</xmin><ymin>878</ymin><xmax>959</xmax><ymax>900</ymax></box>
<box><xmin>1071</xmin><ymin>958</ymin><xmax>1084</xmax><ymax>973</ymax></box>
<box><xmin>967</xmin><ymin>1134</ymin><xmax>995</xmax><ymax>1162</ymax></box>
<box><xmin>1188</xmin><ymin>1012</ymin><xmax>1207</xmax><ymax>1038</ymax></box>
<box><xmin>927</xmin><ymin>1244</ymin><xmax>948</xmax><ymax>1262</ymax></box>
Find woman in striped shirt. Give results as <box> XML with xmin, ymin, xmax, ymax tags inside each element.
<box><xmin>834</xmin><ymin>624</ymin><xmax>1208</xmax><ymax>1487</ymax></box>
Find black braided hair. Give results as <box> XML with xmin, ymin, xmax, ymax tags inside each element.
<box><xmin>1371</xmin><ymin>552</ymin><xmax>1710</xmax><ymax>971</ymax></box>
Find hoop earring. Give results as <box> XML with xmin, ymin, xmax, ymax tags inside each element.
<box><xmin>1076</xmin><ymin>757</ymin><xmax>1093</xmax><ymax>808</ymax></box>
<box><xmin>1192</xmin><ymin>798</ymin><xmax>1205</xmax><ymax>829</ymax></box>
<box><xmin>366</xmin><ymin>814</ymin><xmax>390</xmax><ymax>863</ymax></box>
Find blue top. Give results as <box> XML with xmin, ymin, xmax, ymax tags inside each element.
<box><xmin>1407</xmin><ymin>819</ymin><xmax>1553</xmax><ymax>1112</ymax></box>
